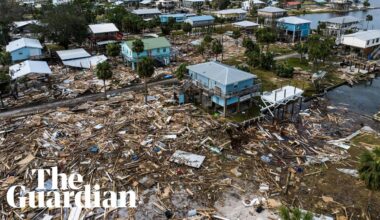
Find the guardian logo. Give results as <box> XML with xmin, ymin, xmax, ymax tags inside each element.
<box><xmin>6</xmin><ymin>167</ymin><xmax>136</xmax><ymax>208</ymax></box>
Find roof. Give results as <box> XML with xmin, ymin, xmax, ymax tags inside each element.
<box><xmin>287</xmin><ymin>1</ymin><xmax>301</xmax><ymax>6</ymax></box>
<box><xmin>258</xmin><ymin>6</ymin><xmax>287</xmax><ymax>13</ymax></box>
<box><xmin>186</xmin><ymin>15</ymin><xmax>215</xmax><ymax>22</ymax></box>
<box><xmin>216</xmin><ymin>9</ymin><xmax>247</xmax><ymax>14</ymax></box>
<box><xmin>159</xmin><ymin>13</ymin><xmax>188</xmax><ymax>18</ymax></box>
<box><xmin>56</xmin><ymin>48</ymin><xmax>91</xmax><ymax>61</ymax></box>
<box><xmin>124</xmin><ymin>37</ymin><xmax>171</xmax><ymax>51</ymax></box>
<box><xmin>62</xmin><ymin>55</ymin><xmax>107</xmax><ymax>69</ymax></box>
<box><xmin>187</xmin><ymin>61</ymin><xmax>256</xmax><ymax>85</ymax></box>
<box><xmin>6</xmin><ymin>38</ymin><xmax>42</xmax><ymax>52</ymax></box>
<box><xmin>251</xmin><ymin>0</ymin><xmax>265</xmax><ymax>4</ymax></box>
<box><xmin>233</xmin><ymin>20</ymin><xmax>259</xmax><ymax>27</ymax></box>
<box><xmin>343</xmin><ymin>30</ymin><xmax>380</xmax><ymax>41</ymax></box>
<box><xmin>89</xmin><ymin>23</ymin><xmax>119</xmax><ymax>34</ymax></box>
<box><xmin>13</xmin><ymin>20</ymin><xmax>39</xmax><ymax>29</ymax></box>
<box><xmin>321</xmin><ymin>16</ymin><xmax>360</xmax><ymax>24</ymax></box>
<box><xmin>132</xmin><ymin>8</ymin><xmax>161</xmax><ymax>15</ymax></box>
<box><xmin>9</xmin><ymin>60</ymin><xmax>52</xmax><ymax>80</ymax></box>
<box><xmin>140</xmin><ymin>0</ymin><xmax>153</xmax><ymax>4</ymax></box>
<box><xmin>277</xmin><ymin>16</ymin><xmax>311</xmax><ymax>24</ymax></box>
<box><xmin>261</xmin><ymin>86</ymin><xmax>303</xmax><ymax>104</ymax></box>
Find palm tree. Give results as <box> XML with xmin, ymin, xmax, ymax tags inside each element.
<box><xmin>175</xmin><ymin>63</ymin><xmax>187</xmax><ymax>80</ymax></box>
<box><xmin>95</xmin><ymin>62</ymin><xmax>113</xmax><ymax>99</ymax></box>
<box><xmin>358</xmin><ymin>147</ymin><xmax>380</xmax><ymax>212</ymax></box>
<box><xmin>231</xmin><ymin>30</ymin><xmax>241</xmax><ymax>46</ymax></box>
<box><xmin>366</xmin><ymin>15</ymin><xmax>373</xmax><ymax>30</ymax></box>
<box><xmin>211</xmin><ymin>39</ymin><xmax>223</xmax><ymax>61</ymax></box>
<box><xmin>132</xmin><ymin>39</ymin><xmax>144</xmax><ymax>72</ymax></box>
<box><xmin>0</xmin><ymin>71</ymin><xmax>11</xmax><ymax>108</ymax></box>
<box><xmin>279</xmin><ymin>206</ymin><xmax>313</xmax><ymax>220</ymax></box>
<box><xmin>137</xmin><ymin>57</ymin><xmax>155</xmax><ymax>103</ymax></box>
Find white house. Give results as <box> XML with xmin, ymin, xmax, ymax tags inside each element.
<box><xmin>52</xmin><ymin>0</ymin><xmax>72</xmax><ymax>5</ymax></box>
<box><xmin>215</xmin><ymin>9</ymin><xmax>247</xmax><ymax>21</ymax></box>
<box><xmin>242</xmin><ymin>0</ymin><xmax>266</xmax><ymax>11</ymax></box>
<box><xmin>9</xmin><ymin>60</ymin><xmax>52</xmax><ymax>80</ymax></box>
<box><xmin>341</xmin><ymin>30</ymin><xmax>380</xmax><ymax>49</ymax></box>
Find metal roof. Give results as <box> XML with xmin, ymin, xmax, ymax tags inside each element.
<box><xmin>56</xmin><ymin>48</ymin><xmax>91</xmax><ymax>61</ymax></box>
<box><xmin>343</xmin><ymin>30</ymin><xmax>380</xmax><ymax>41</ymax></box>
<box><xmin>258</xmin><ymin>6</ymin><xmax>287</xmax><ymax>13</ymax></box>
<box><xmin>124</xmin><ymin>37</ymin><xmax>171</xmax><ymax>51</ymax></box>
<box><xmin>277</xmin><ymin>16</ymin><xmax>311</xmax><ymax>25</ymax></box>
<box><xmin>89</xmin><ymin>23</ymin><xmax>119</xmax><ymax>34</ymax></box>
<box><xmin>216</xmin><ymin>9</ymin><xmax>247</xmax><ymax>14</ymax></box>
<box><xmin>6</xmin><ymin>38</ymin><xmax>42</xmax><ymax>52</ymax></box>
<box><xmin>9</xmin><ymin>60</ymin><xmax>52</xmax><ymax>80</ymax></box>
<box><xmin>233</xmin><ymin>20</ymin><xmax>259</xmax><ymax>27</ymax></box>
<box><xmin>62</xmin><ymin>55</ymin><xmax>107</xmax><ymax>69</ymax></box>
<box><xmin>132</xmin><ymin>8</ymin><xmax>161</xmax><ymax>15</ymax></box>
<box><xmin>321</xmin><ymin>16</ymin><xmax>360</xmax><ymax>24</ymax></box>
<box><xmin>185</xmin><ymin>15</ymin><xmax>215</xmax><ymax>22</ymax></box>
<box><xmin>187</xmin><ymin>61</ymin><xmax>256</xmax><ymax>85</ymax></box>
<box><xmin>13</xmin><ymin>20</ymin><xmax>39</xmax><ymax>29</ymax></box>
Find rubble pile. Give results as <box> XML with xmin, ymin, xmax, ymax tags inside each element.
<box><xmin>0</xmin><ymin>86</ymin><xmax>359</xmax><ymax>219</ymax></box>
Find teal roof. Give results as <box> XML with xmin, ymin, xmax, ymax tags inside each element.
<box><xmin>124</xmin><ymin>37</ymin><xmax>171</xmax><ymax>51</ymax></box>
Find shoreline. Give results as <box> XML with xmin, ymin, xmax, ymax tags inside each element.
<box><xmin>290</xmin><ymin>6</ymin><xmax>380</xmax><ymax>16</ymax></box>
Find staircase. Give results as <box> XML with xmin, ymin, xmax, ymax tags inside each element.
<box><xmin>370</xmin><ymin>45</ymin><xmax>380</xmax><ymax>59</ymax></box>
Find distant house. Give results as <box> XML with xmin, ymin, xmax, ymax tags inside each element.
<box><xmin>186</xmin><ymin>61</ymin><xmax>261</xmax><ymax>116</ymax></box>
<box><xmin>258</xmin><ymin>6</ymin><xmax>287</xmax><ymax>25</ymax></box>
<box><xmin>52</xmin><ymin>0</ymin><xmax>71</xmax><ymax>5</ymax></box>
<box><xmin>184</xmin><ymin>15</ymin><xmax>215</xmax><ymax>27</ymax></box>
<box><xmin>88</xmin><ymin>23</ymin><xmax>122</xmax><ymax>46</ymax></box>
<box><xmin>183</xmin><ymin>0</ymin><xmax>205</xmax><ymax>9</ymax></box>
<box><xmin>121</xmin><ymin>37</ymin><xmax>171</xmax><ymax>70</ymax></box>
<box><xmin>6</xmin><ymin>38</ymin><xmax>43</xmax><ymax>62</ymax></box>
<box><xmin>242</xmin><ymin>0</ymin><xmax>266</xmax><ymax>11</ymax></box>
<box><xmin>277</xmin><ymin>16</ymin><xmax>311</xmax><ymax>42</ymax></box>
<box><xmin>319</xmin><ymin>16</ymin><xmax>360</xmax><ymax>38</ymax></box>
<box><xmin>232</xmin><ymin>20</ymin><xmax>259</xmax><ymax>31</ymax></box>
<box><xmin>156</xmin><ymin>0</ymin><xmax>177</xmax><ymax>9</ymax></box>
<box><xmin>159</xmin><ymin>14</ymin><xmax>195</xmax><ymax>24</ymax></box>
<box><xmin>56</xmin><ymin>48</ymin><xmax>107</xmax><ymax>69</ymax></box>
<box><xmin>11</xmin><ymin>20</ymin><xmax>40</xmax><ymax>38</ymax></box>
<box><xmin>285</xmin><ymin>1</ymin><xmax>302</xmax><ymax>9</ymax></box>
<box><xmin>132</xmin><ymin>8</ymin><xmax>162</xmax><ymax>19</ymax></box>
<box><xmin>9</xmin><ymin>60</ymin><xmax>51</xmax><ymax>80</ymax></box>
<box><xmin>330</xmin><ymin>0</ymin><xmax>351</xmax><ymax>10</ymax></box>
<box><xmin>215</xmin><ymin>9</ymin><xmax>247</xmax><ymax>21</ymax></box>
<box><xmin>341</xmin><ymin>30</ymin><xmax>380</xmax><ymax>59</ymax></box>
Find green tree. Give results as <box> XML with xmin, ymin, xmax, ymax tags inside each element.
<box><xmin>175</xmin><ymin>63</ymin><xmax>187</xmax><ymax>80</ymax></box>
<box><xmin>132</xmin><ymin>39</ymin><xmax>145</xmax><ymax>72</ymax></box>
<box><xmin>203</xmin><ymin>34</ymin><xmax>213</xmax><ymax>44</ymax></box>
<box><xmin>197</xmin><ymin>42</ymin><xmax>206</xmax><ymax>57</ymax></box>
<box><xmin>212</xmin><ymin>0</ymin><xmax>230</xmax><ymax>10</ymax></box>
<box><xmin>256</xmin><ymin>27</ymin><xmax>277</xmax><ymax>52</ymax></box>
<box><xmin>358</xmin><ymin>147</ymin><xmax>380</xmax><ymax>212</ymax></box>
<box><xmin>0</xmin><ymin>70</ymin><xmax>10</xmax><ymax>108</ymax></box>
<box><xmin>366</xmin><ymin>14</ymin><xmax>373</xmax><ymax>30</ymax></box>
<box><xmin>106</xmin><ymin>43</ymin><xmax>121</xmax><ymax>57</ymax></box>
<box><xmin>95</xmin><ymin>62</ymin><xmax>113</xmax><ymax>99</ymax></box>
<box><xmin>137</xmin><ymin>57</ymin><xmax>155</xmax><ymax>103</ymax></box>
<box><xmin>279</xmin><ymin>206</ymin><xmax>313</xmax><ymax>220</ymax></box>
<box><xmin>0</xmin><ymin>51</ymin><xmax>12</xmax><ymax>66</ymax></box>
<box><xmin>306</xmin><ymin>34</ymin><xmax>334</xmax><ymax>69</ymax></box>
<box><xmin>211</xmin><ymin>39</ymin><xmax>223</xmax><ymax>61</ymax></box>
<box><xmin>231</xmin><ymin>30</ymin><xmax>242</xmax><ymax>46</ymax></box>
<box><xmin>105</xmin><ymin>6</ymin><xmax>128</xmax><ymax>29</ymax></box>
<box><xmin>363</xmin><ymin>0</ymin><xmax>370</xmax><ymax>8</ymax></box>
<box><xmin>39</xmin><ymin>4</ymin><xmax>88</xmax><ymax>48</ymax></box>
<box><xmin>0</xmin><ymin>0</ymin><xmax>25</xmax><ymax>45</ymax></box>
<box><xmin>259</xmin><ymin>52</ymin><xmax>275</xmax><ymax>70</ymax></box>
<box><xmin>276</xmin><ymin>63</ymin><xmax>294</xmax><ymax>78</ymax></box>
<box><xmin>294</xmin><ymin>43</ymin><xmax>308</xmax><ymax>61</ymax></box>
<box><xmin>242</xmin><ymin>37</ymin><xmax>260</xmax><ymax>53</ymax></box>
<box><xmin>182</xmin><ymin>22</ymin><xmax>192</xmax><ymax>35</ymax></box>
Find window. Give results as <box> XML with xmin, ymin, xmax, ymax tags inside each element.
<box><xmin>377</xmin><ymin>38</ymin><xmax>379</xmax><ymax>43</ymax></box>
<box><xmin>157</xmin><ymin>48</ymin><xmax>160</xmax><ymax>53</ymax></box>
<box><xmin>367</xmin><ymin>40</ymin><xmax>370</xmax><ymax>45</ymax></box>
<box><xmin>163</xmin><ymin>48</ymin><xmax>166</xmax><ymax>52</ymax></box>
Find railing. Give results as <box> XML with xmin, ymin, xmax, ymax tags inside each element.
<box><xmin>192</xmin><ymin>80</ymin><xmax>262</xmax><ymax>98</ymax></box>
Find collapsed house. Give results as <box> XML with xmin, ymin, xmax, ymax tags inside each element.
<box><xmin>56</xmin><ymin>48</ymin><xmax>107</xmax><ymax>69</ymax></box>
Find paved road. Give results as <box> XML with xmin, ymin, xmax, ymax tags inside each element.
<box><xmin>274</xmin><ymin>53</ymin><xmax>300</xmax><ymax>61</ymax></box>
<box><xmin>0</xmin><ymin>79</ymin><xmax>178</xmax><ymax>119</ymax></box>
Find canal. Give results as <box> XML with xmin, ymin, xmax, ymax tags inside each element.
<box><xmin>326</xmin><ymin>77</ymin><xmax>380</xmax><ymax>116</ymax></box>
<box><xmin>299</xmin><ymin>0</ymin><xmax>380</xmax><ymax>30</ymax></box>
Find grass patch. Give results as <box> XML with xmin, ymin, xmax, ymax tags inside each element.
<box><xmin>280</xmin><ymin>58</ymin><xmax>311</xmax><ymax>71</ymax></box>
<box><xmin>268</xmin><ymin>44</ymin><xmax>294</xmax><ymax>56</ymax></box>
<box><xmin>351</xmin><ymin>133</ymin><xmax>380</xmax><ymax>149</ymax></box>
